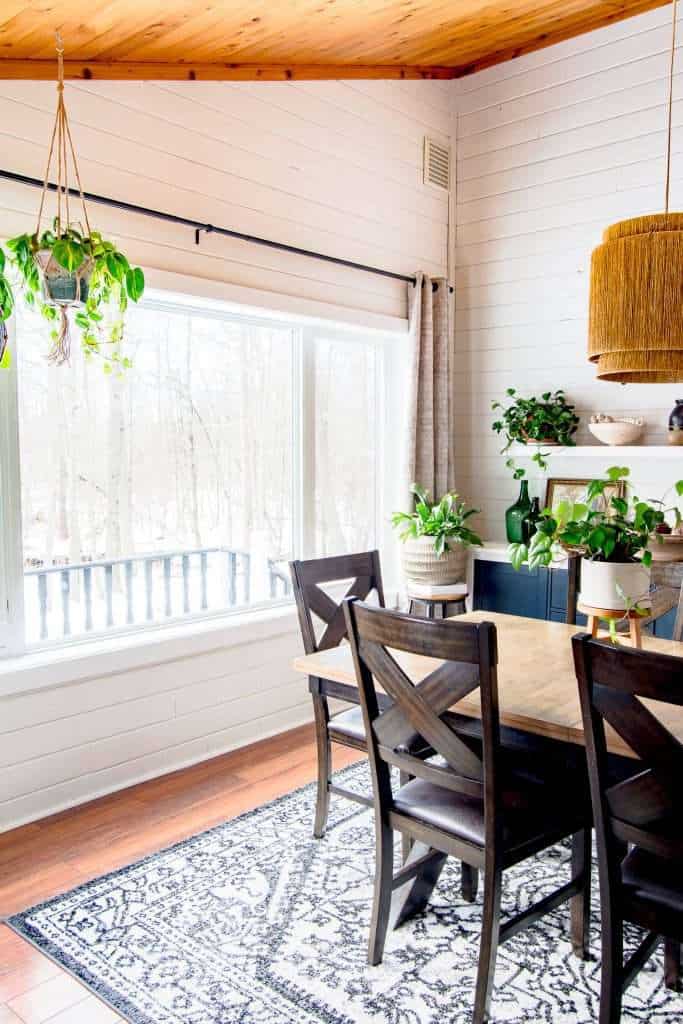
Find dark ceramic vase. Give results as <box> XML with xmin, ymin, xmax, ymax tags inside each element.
<box><xmin>505</xmin><ymin>480</ymin><xmax>532</xmax><ymax>544</ymax></box>
<box><xmin>669</xmin><ymin>399</ymin><xmax>683</xmax><ymax>430</ymax></box>
<box><xmin>522</xmin><ymin>497</ymin><xmax>542</xmax><ymax>544</ymax></box>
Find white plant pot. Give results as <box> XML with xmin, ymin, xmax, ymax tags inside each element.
<box><xmin>579</xmin><ymin>558</ymin><xmax>651</xmax><ymax>611</ymax></box>
<box><xmin>400</xmin><ymin>536</ymin><xmax>467</xmax><ymax>586</ymax></box>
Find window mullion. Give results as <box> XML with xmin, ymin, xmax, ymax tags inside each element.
<box><xmin>298</xmin><ymin>328</ymin><xmax>316</xmax><ymax>559</ymax></box>
<box><xmin>0</xmin><ymin>316</ymin><xmax>26</xmax><ymax>656</ymax></box>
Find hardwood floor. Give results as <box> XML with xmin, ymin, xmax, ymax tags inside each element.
<box><xmin>0</xmin><ymin>723</ymin><xmax>362</xmax><ymax>1023</ymax></box>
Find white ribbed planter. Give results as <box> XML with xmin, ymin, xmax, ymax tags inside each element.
<box><xmin>400</xmin><ymin>536</ymin><xmax>467</xmax><ymax>586</ymax></box>
<box><xmin>579</xmin><ymin>558</ymin><xmax>651</xmax><ymax>611</ymax></box>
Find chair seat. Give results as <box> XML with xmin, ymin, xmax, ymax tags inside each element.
<box><xmin>328</xmin><ymin>706</ymin><xmax>433</xmax><ymax>758</ymax></box>
<box><xmin>328</xmin><ymin>705</ymin><xmax>366</xmax><ymax>745</ymax></box>
<box><xmin>622</xmin><ymin>847</ymin><xmax>683</xmax><ymax>941</ymax></box>
<box><xmin>393</xmin><ymin>775</ymin><xmax>586</xmax><ymax>857</ymax></box>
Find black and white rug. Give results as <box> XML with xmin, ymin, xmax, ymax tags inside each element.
<box><xmin>7</xmin><ymin>763</ymin><xmax>683</xmax><ymax>1023</ymax></box>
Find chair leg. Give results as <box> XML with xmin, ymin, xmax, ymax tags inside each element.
<box><xmin>598</xmin><ymin>907</ymin><xmax>623</xmax><ymax>1024</ymax></box>
<box><xmin>570</xmin><ymin>829</ymin><xmax>592</xmax><ymax>960</ymax></box>
<box><xmin>461</xmin><ymin>863</ymin><xmax>479</xmax><ymax>903</ymax></box>
<box><xmin>664</xmin><ymin>939</ymin><xmax>682</xmax><ymax>992</ymax></box>
<box><xmin>311</xmin><ymin>693</ymin><xmax>331</xmax><ymax>839</ymax></box>
<box><xmin>473</xmin><ymin>865</ymin><xmax>502</xmax><ymax>1024</ymax></box>
<box><xmin>368</xmin><ymin>818</ymin><xmax>394</xmax><ymax>966</ymax></box>
<box><xmin>398</xmin><ymin>771</ymin><xmax>413</xmax><ymax>862</ymax></box>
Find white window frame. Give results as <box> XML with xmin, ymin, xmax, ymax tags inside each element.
<box><xmin>0</xmin><ymin>282</ymin><xmax>405</xmax><ymax>658</ymax></box>
<box><xmin>0</xmin><ymin>315</ymin><xmax>25</xmax><ymax>656</ymax></box>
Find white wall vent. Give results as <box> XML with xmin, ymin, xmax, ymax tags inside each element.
<box><xmin>423</xmin><ymin>137</ymin><xmax>450</xmax><ymax>191</ymax></box>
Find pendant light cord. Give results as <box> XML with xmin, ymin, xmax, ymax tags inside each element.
<box><xmin>665</xmin><ymin>0</ymin><xmax>678</xmax><ymax>214</ymax></box>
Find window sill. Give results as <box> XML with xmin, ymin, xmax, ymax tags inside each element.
<box><xmin>0</xmin><ymin>601</ymin><xmax>299</xmax><ymax>699</ymax></box>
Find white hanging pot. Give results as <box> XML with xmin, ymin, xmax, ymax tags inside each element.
<box><xmin>401</xmin><ymin>536</ymin><xmax>467</xmax><ymax>586</ymax></box>
<box><xmin>579</xmin><ymin>558</ymin><xmax>651</xmax><ymax>611</ymax></box>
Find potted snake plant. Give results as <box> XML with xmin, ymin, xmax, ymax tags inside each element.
<box><xmin>392</xmin><ymin>484</ymin><xmax>483</xmax><ymax>586</ymax></box>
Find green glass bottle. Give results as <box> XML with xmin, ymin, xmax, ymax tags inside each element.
<box><xmin>505</xmin><ymin>479</ymin><xmax>532</xmax><ymax>543</ymax></box>
<box><xmin>522</xmin><ymin>497</ymin><xmax>542</xmax><ymax>544</ymax></box>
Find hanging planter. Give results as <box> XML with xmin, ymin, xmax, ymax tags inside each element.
<box><xmin>588</xmin><ymin>0</ymin><xmax>683</xmax><ymax>383</ymax></box>
<box><xmin>0</xmin><ymin>37</ymin><xmax>144</xmax><ymax>371</ymax></box>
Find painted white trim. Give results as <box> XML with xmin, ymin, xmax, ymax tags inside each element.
<box><xmin>0</xmin><ymin>315</ymin><xmax>25</xmax><ymax>656</ymax></box>
<box><xmin>0</xmin><ymin>601</ymin><xmax>300</xmax><ymax>699</ymax></box>
<box><xmin>144</xmin><ymin>267</ymin><xmax>409</xmax><ymax>335</ymax></box>
<box><xmin>0</xmin><ymin>703</ymin><xmax>313</xmax><ymax>834</ymax></box>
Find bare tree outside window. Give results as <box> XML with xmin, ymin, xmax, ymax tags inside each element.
<box><xmin>14</xmin><ymin>296</ymin><xmax>383</xmax><ymax>645</ymax></box>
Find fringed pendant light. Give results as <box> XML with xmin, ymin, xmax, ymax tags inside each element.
<box><xmin>588</xmin><ymin>0</ymin><xmax>683</xmax><ymax>383</ymax></box>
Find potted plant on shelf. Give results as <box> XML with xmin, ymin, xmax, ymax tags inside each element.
<box><xmin>508</xmin><ymin>466</ymin><xmax>683</xmax><ymax>610</ymax></box>
<box><xmin>0</xmin><ymin>220</ymin><xmax>144</xmax><ymax>371</ymax></box>
<box><xmin>393</xmin><ymin>484</ymin><xmax>483</xmax><ymax>586</ymax></box>
<box><xmin>492</xmin><ymin>388</ymin><xmax>579</xmax><ymax>477</ymax></box>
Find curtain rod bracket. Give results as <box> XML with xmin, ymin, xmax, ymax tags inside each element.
<box><xmin>195</xmin><ymin>224</ymin><xmax>214</xmax><ymax>246</ymax></box>
<box><xmin>415</xmin><ymin>279</ymin><xmax>454</xmax><ymax>294</ymax></box>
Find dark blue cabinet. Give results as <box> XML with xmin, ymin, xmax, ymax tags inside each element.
<box><xmin>473</xmin><ymin>558</ymin><xmax>678</xmax><ymax>636</ymax></box>
<box><xmin>474</xmin><ymin>560</ymin><xmax>548</xmax><ymax>619</ymax></box>
<box><xmin>473</xmin><ymin>559</ymin><xmax>586</xmax><ymax>624</ymax></box>
<box><xmin>652</xmin><ymin>607</ymin><xmax>676</xmax><ymax>639</ymax></box>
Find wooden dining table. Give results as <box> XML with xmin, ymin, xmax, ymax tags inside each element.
<box><xmin>292</xmin><ymin>610</ymin><xmax>683</xmax><ymax>759</ymax></box>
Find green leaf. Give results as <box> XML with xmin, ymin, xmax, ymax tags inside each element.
<box><xmin>642</xmin><ymin>549</ymin><xmax>653</xmax><ymax>568</ymax></box>
<box><xmin>125</xmin><ymin>266</ymin><xmax>145</xmax><ymax>302</ymax></box>
<box><xmin>676</xmin><ymin>480</ymin><xmax>683</xmax><ymax>497</ymax></box>
<box><xmin>52</xmin><ymin>238</ymin><xmax>84</xmax><ymax>272</ymax></box>
<box><xmin>0</xmin><ymin>329</ymin><xmax>10</xmax><ymax>369</ymax></box>
<box><xmin>508</xmin><ymin>543</ymin><xmax>528</xmax><ymax>571</ymax></box>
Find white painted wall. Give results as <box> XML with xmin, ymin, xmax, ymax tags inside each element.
<box><xmin>0</xmin><ymin>79</ymin><xmax>451</xmax><ymax>832</ymax></box>
<box><xmin>0</xmin><ymin>79</ymin><xmax>452</xmax><ymax>320</ymax></box>
<box><xmin>453</xmin><ymin>6</ymin><xmax>683</xmax><ymax>541</ymax></box>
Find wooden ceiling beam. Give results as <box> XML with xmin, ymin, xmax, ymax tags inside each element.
<box><xmin>0</xmin><ymin>61</ymin><xmax>459</xmax><ymax>80</ymax></box>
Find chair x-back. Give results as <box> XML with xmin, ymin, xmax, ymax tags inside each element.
<box><xmin>290</xmin><ymin>551</ymin><xmax>387</xmax><ymax>837</ymax></box>
<box><xmin>573</xmin><ymin>634</ymin><xmax>683</xmax><ymax>1023</ymax></box>
<box><xmin>345</xmin><ymin>599</ymin><xmax>592</xmax><ymax>1024</ymax></box>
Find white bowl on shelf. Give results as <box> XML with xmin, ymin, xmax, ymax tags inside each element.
<box><xmin>588</xmin><ymin>418</ymin><xmax>645</xmax><ymax>446</ymax></box>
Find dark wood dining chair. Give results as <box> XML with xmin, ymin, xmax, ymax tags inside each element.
<box><xmin>290</xmin><ymin>551</ymin><xmax>386</xmax><ymax>838</ymax></box>
<box><xmin>344</xmin><ymin>599</ymin><xmax>592</xmax><ymax>1024</ymax></box>
<box><xmin>573</xmin><ymin>633</ymin><xmax>683</xmax><ymax>1023</ymax></box>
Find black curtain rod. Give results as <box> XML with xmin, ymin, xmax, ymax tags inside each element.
<box><xmin>0</xmin><ymin>167</ymin><xmax>457</xmax><ymax>291</ymax></box>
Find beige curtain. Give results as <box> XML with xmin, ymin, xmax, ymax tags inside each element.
<box><xmin>405</xmin><ymin>272</ymin><xmax>454</xmax><ymax>503</ymax></box>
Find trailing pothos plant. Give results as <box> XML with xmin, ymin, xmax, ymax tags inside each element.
<box><xmin>508</xmin><ymin>467</ymin><xmax>683</xmax><ymax>571</ymax></box>
<box><xmin>392</xmin><ymin>484</ymin><xmax>483</xmax><ymax>556</ymax></box>
<box><xmin>0</xmin><ymin>219</ymin><xmax>144</xmax><ymax>373</ymax></box>
<box><xmin>492</xmin><ymin>388</ymin><xmax>579</xmax><ymax>479</ymax></box>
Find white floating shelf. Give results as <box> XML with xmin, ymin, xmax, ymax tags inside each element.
<box><xmin>510</xmin><ymin>444</ymin><xmax>683</xmax><ymax>459</ymax></box>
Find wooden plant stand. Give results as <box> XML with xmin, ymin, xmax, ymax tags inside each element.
<box><xmin>577</xmin><ymin>602</ymin><xmax>647</xmax><ymax>649</ymax></box>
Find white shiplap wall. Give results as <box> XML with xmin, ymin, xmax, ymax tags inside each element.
<box><xmin>453</xmin><ymin>6</ymin><xmax>683</xmax><ymax>541</ymax></box>
<box><xmin>0</xmin><ymin>79</ymin><xmax>451</xmax><ymax>832</ymax></box>
<box><xmin>0</xmin><ymin>79</ymin><xmax>451</xmax><ymax>320</ymax></box>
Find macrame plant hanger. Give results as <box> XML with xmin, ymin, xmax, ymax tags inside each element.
<box><xmin>37</xmin><ymin>34</ymin><xmax>92</xmax><ymax>364</ymax></box>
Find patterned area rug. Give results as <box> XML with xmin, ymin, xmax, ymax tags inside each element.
<box><xmin>7</xmin><ymin>762</ymin><xmax>683</xmax><ymax>1024</ymax></box>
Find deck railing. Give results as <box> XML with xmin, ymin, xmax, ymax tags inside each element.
<box><xmin>25</xmin><ymin>547</ymin><xmax>251</xmax><ymax>641</ymax></box>
<box><xmin>268</xmin><ymin>559</ymin><xmax>292</xmax><ymax>599</ymax></box>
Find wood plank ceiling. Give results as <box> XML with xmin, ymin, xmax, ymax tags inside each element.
<box><xmin>0</xmin><ymin>0</ymin><xmax>669</xmax><ymax>80</ymax></box>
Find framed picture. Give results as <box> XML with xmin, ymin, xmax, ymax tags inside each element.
<box><xmin>544</xmin><ymin>477</ymin><xmax>625</xmax><ymax>513</ymax></box>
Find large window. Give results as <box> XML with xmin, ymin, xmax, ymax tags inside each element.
<box><xmin>0</xmin><ymin>289</ymin><xmax>395</xmax><ymax>652</ymax></box>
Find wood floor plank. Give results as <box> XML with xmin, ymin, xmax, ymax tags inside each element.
<box><xmin>7</xmin><ymin>974</ymin><xmax>89</xmax><ymax>1023</ymax></box>
<box><xmin>0</xmin><ymin>1004</ymin><xmax>25</xmax><ymax>1024</ymax></box>
<box><xmin>0</xmin><ymin>960</ymin><xmax>61</xmax><ymax>1003</ymax></box>
<box><xmin>0</xmin><ymin>722</ymin><xmax>364</xmax><ymax>1021</ymax></box>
